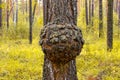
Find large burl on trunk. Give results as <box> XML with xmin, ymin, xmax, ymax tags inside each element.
<box><xmin>40</xmin><ymin>0</ymin><xmax>84</xmax><ymax>80</ymax></box>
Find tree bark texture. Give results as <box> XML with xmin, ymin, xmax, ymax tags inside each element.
<box><xmin>41</xmin><ymin>0</ymin><xmax>84</xmax><ymax>80</ymax></box>
<box><xmin>118</xmin><ymin>1</ymin><xmax>120</xmax><ymax>38</ymax></box>
<box><xmin>7</xmin><ymin>0</ymin><xmax>9</xmax><ymax>28</ymax></box>
<box><xmin>26</xmin><ymin>0</ymin><xmax>28</xmax><ymax>21</ymax></box>
<box><xmin>29</xmin><ymin>0</ymin><xmax>32</xmax><ymax>44</ymax></box>
<box><xmin>16</xmin><ymin>0</ymin><xmax>18</xmax><ymax>24</ymax></box>
<box><xmin>99</xmin><ymin>0</ymin><xmax>103</xmax><ymax>37</ymax></box>
<box><xmin>0</xmin><ymin>0</ymin><xmax>2</xmax><ymax>28</ymax></box>
<box><xmin>89</xmin><ymin>0</ymin><xmax>91</xmax><ymax>25</ymax></box>
<box><xmin>91</xmin><ymin>0</ymin><xmax>94</xmax><ymax>26</ymax></box>
<box><xmin>33</xmin><ymin>0</ymin><xmax>37</xmax><ymax>23</ymax></box>
<box><xmin>107</xmin><ymin>0</ymin><xmax>113</xmax><ymax>50</ymax></box>
<box><xmin>85</xmin><ymin>0</ymin><xmax>89</xmax><ymax>26</ymax></box>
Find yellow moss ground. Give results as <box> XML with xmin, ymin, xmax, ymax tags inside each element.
<box><xmin>0</xmin><ymin>38</ymin><xmax>120</xmax><ymax>80</ymax></box>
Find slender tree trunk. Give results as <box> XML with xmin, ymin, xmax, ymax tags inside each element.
<box><xmin>29</xmin><ymin>0</ymin><xmax>32</xmax><ymax>44</ymax></box>
<box><xmin>12</xmin><ymin>0</ymin><xmax>14</xmax><ymax>22</ymax></box>
<box><xmin>91</xmin><ymin>0</ymin><xmax>94</xmax><ymax>26</ymax></box>
<box><xmin>118</xmin><ymin>1</ymin><xmax>120</xmax><ymax>38</ymax></box>
<box><xmin>16</xmin><ymin>0</ymin><xmax>18</xmax><ymax>25</ymax></box>
<box><xmin>33</xmin><ymin>0</ymin><xmax>37</xmax><ymax>23</ymax></box>
<box><xmin>89</xmin><ymin>0</ymin><xmax>91</xmax><ymax>25</ymax></box>
<box><xmin>99</xmin><ymin>0</ymin><xmax>103</xmax><ymax>37</ymax></box>
<box><xmin>0</xmin><ymin>0</ymin><xmax>2</xmax><ymax>28</ymax></box>
<box><xmin>26</xmin><ymin>0</ymin><xmax>28</xmax><ymax>21</ymax></box>
<box><xmin>7</xmin><ymin>0</ymin><xmax>9</xmax><ymax>29</ymax></box>
<box><xmin>41</xmin><ymin>0</ymin><xmax>84</xmax><ymax>80</ymax></box>
<box><xmin>114</xmin><ymin>0</ymin><xmax>118</xmax><ymax>12</ymax></box>
<box><xmin>107</xmin><ymin>0</ymin><xmax>113</xmax><ymax>51</ymax></box>
<box><xmin>22</xmin><ymin>0</ymin><xmax>25</xmax><ymax>15</ymax></box>
<box><xmin>92</xmin><ymin>0</ymin><xmax>94</xmax><ymax>26</ymax></box>
<box><xmin>116</xmin><ymin>0</ymin><xmax>118</xmax><ymax>13</ymax></box>
<box><xmin>13</xmin><ymin>0</ymin><xmax>18</xmax><ymax>26</ymax></box>
<box><xmin>85</xmin><ymin>0</ymin><xmax>89</xmax><ymax>26</ymax></box>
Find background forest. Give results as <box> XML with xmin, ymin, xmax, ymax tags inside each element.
<box><xmin>0</xmin><ymin>0</ymin><xmax>120</xmax><ymax>80</ymax></box>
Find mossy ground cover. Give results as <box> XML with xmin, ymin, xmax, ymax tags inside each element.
<box><xmin>0</xmin><ymin>37</ymin><xmax>120</xmax><ymax>80</ymax></box>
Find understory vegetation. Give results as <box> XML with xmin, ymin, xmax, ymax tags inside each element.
<box><xmin>0</xmin><ymin>13</ymin><xmax>120</xmax><ymax>80</ymax></box>
<box><xmin>0</xmin><ymin>36</ymin><xmax>120</xmax><ymax>80</ymax></box>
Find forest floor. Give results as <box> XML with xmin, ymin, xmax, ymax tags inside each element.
<box><xmin>0</xmin><ymin>37</ymin><xmax>120</xmax><ymax>80</ymax></box>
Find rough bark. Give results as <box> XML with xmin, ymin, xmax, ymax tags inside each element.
<box><xmin>29</xmin><ymin>0</ymin><xmax>32</xmax><ymax>44</ymax></box>
<box><xmin>41</xmin><ymin>0</ymin><xmax>84</xmax><ymax>80</ymax></box>
<box><xmin>85</xmin><ymin>0</ymin><xmax>89</xmax><ymax>26</ymax></box>
<box><xmin>99</xmin><ymin>0</ymin><xmax>103</xmax><ymax>37</ymax></box>
<box><xmin>107</xmin><ymin>0</ymin><xmax>113</xmax><ymax>51</ymax></box>
<box><xmin>0</xmin><ymin>0</ymin><xmax>2</xmax><ymax>28</ymax></box>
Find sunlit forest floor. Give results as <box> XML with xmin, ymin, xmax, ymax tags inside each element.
<box><xmin>0</xmin><ymin>33</ymin><xmax>120</xmax><ymax>80</ymax></box>
<box><xmin>0</xmin><ymin>15</ymin><xmax>120</xmax><ymax>80</ymax></box>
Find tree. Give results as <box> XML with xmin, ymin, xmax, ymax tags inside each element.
<box><xmin>107</xmin><ymin>0</ymin><xmax>113</xmax><ymax>51</ymax></box>
<box><xmin>26</xmin><ymin>0</ymin><xmax>28</xmax><ymax>21</ymax></box>
<box><xmin>91</xmin><ymin>0</ymin><xmax>94</xmax><ymax>26</ymax></box>
<box><xmin>118</xmin><ymin>0</ymin><xmax>120</xmax><ymax>38</ymax></box>
<box><xmin>16</xmin><ymin>0</ymin><xmax>18</xmax><ymax>24</ymax></box>
<box><xmin>99</xmin><ymin>0</ymin><xmax>103</xmax><ymax>37</ymax></box>
<box><xmin>33</xmin><ymin>0</ymin><xmax>37</xmax><ymax>23</ymax></box>
<box><xmin>114</xmin><ymin>0</ymin><xmax>118</xmax><ymax>12</ymax></box>
<box><xmin>0</xmin><ymin>0</ymin><xmax>2</xmax><ymax>28</ymax></box>
<box><xmin>13</xmin><ymin>0</ymin><xmax>18</xmax><ymax>26</ymax></box>
<box><xmin>40</xmin><ymin>0</ymin><xmax>84</xmax><ymax>79</ymax></box>
<box><xmin>89</xmin><ymin>0</ymin><xmax>91</xmax><ymax>25</ymax></box>
<box><xmin>85</xmin><ymin>0</ymin><xmax>89</xmax><ymax>26</ymax></box>
<box><xmin>6</xmin><ymin>0</ymin><xmax>9</xmax><ymax>28</ymax></box>
<box><xmin>29</xmin><ymin>0</ymin><xmax>32</xmax><ymax>44</ymax></box>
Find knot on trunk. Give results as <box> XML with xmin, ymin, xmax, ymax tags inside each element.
<box><xmin>40</xmin><ymin>23</ymin><xmax>84</xmax><ymax>64</ymax></box>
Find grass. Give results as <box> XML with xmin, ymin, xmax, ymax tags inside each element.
<box><xmin>0</xmin><ymin>39</ymin><xmax>44</xmax><ymax>80</ymax></box>
<box><xmin>0</xmin><ymin>36</ymin><xmax>120</xmax><ymax>80</ymax></box>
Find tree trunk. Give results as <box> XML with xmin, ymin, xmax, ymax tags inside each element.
<box><xmin>91</xmin><ymin>0</ymin><xmax>94</xmax><ymax>26</ymax></box>
<box><xmin>26</xmin><ymin>0</ymin><xmax>28</xmax><ymax>21</ymax></box>
<box><xmin>85</xmin><ymin>0</ymin><xmax>89</xmax><ymax>26</ymax></box>
<box><xmin>107</xmin><ymin>0</ymin><xmax>113</xmax><ymax>51</ymax></box>
<box><xmin>22</xmin><ymin>0</ymin><xmax>25</xmax><ymax>15</ymax></box>
<box><xmin>16</xmin><ymin>0</ymin><xmax>18</xmax><ymax>25</ymax></box>
<box><xmin>12</xmin><ymin>0</ymin><xmax>14</xmax><ymax>23</ymax></box>
<box><xmin>0</xmin><ymin>0</ymin><xmax>2</xmax><ymax>28</ymax></box>
<box><xmin>118</xmin><ymin>1</ymin><xmax>120</xmax><ymax>38</ymax></box>
<box><xmin>33</xmin><ymin>0</ymin><xmax>37</xmax><ymax>23</ymax></box>
<box><xmin>116</xmin><ymin>0</ymin><xmax>118</xmax><ymax>13</ymax></box>
<box><xmin>89</xmin><ymin>0</ymin><xmax>91</xmax><ymax>25</ymax></box>
<box><xmin>7</xmin><ymin>0</ymin><xmax>9</xmax><ymax>29</ymax></box>
<box><xmin>114</xmin><ymin>0</ymin><xmax>118</xmax><ymax>13</ymax></box>
<box><xmin>29</xmin><ymin>0</ymin><xmax>32</xmax><ymax>44</ymax></box>
<box><xmin>41</xmin><ymin>0</ymin><xmax>84</xmax><ymax>80</ymax></box>
<box><xmin>13</xmin><ymin>0</ymin><xmax>18</xmax><ymax>26</ymax></box>
<box><xmin>99</xmin><ymin>0</ymin><xmax>103</xmax><ymax>37</ymax></box>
